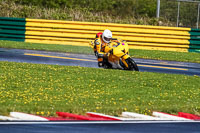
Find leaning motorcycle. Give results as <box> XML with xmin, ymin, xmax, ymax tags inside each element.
<box><xmin>89</xmin><ymin>38</ymin><xmax>139</xmax><ymax>71</ymax></box>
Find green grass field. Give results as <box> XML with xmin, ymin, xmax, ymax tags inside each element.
<box><xmin>0</xmin><ymin>40</ymin><xmax>200</xmax><ymax>63</ymax></box>
<box><xmin>0</xmin><ymin>61</ymin><xmax>199</xmax><ymax>116</ymax></box>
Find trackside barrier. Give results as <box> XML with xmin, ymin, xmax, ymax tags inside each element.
<box><xmin>56</xmin><ymin>112</ymin><xmax>113</xmax><ymax>121</ymax></box>
<box><xmin>0</xmin><ymin>111</ymin><xmax>199</xmax><ymax>121</ymax></box>
<box><xmin>0</xmin><ymin>115</ymin><xmax>20</xmax><ymax>120</ymax></box>
<box><xmin>0</xmin><ymin>17</ymin><xmax>200</xmax><ymax>53</ymax></box>
<box><xmin>10</xmin><ymin>112</ymin><xmax>49</xmax><ymax>121</ymax></box>
<box><xmin>152</xmin><ymin>112</ymin><xmax>191</xmax><ymax>120</ymax></box>
<box><xmin>178</xmin><ymin>112</ymin><xmax>200</xmax><ymax>120</ymax></box>
<box><xmin>122</xmin><ymin>112</ymin><xmax>162</xmax><ymax>120</ymax></box>
<box><xmin>87</xmin><ymin>112</ymin><xmax>126</xmax><ymax>120</ymax></box>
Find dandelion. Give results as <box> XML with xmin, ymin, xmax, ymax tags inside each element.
<box><xmin>123</xmin><ymin>108</ymin><xmax>127</xmax><ymax>111</ymax></box>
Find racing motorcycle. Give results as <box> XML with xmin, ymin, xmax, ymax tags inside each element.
<box><xmin>89</xmin><ymin>38</ymin><xmax>139</xmax><ymax>71</ymax></box>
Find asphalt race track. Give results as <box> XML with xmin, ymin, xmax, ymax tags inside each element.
<box><xmin>0</xmin><ymin>48</ymin><xmax>200</xmax><ymax>76</ymax></box>
<box><xmin>0</xmin><ymin>121</ymin><xmax>200</xmax><ymax>133</ymax></box>
<box><xmin>0</xmin><ymin>48</ymin><xmax>200</xmax><ymax>133</ymax></box>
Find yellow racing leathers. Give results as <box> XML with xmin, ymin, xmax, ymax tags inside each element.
<box><xmin>94</xmin><ymin>32</ymin><xmax>109</xmax><ymax>67</ymax></box>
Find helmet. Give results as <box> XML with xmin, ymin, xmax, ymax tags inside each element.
<box><xmin>102</xmin><ymin>29</ymin><xmax>112</xmax><ymax>43</ymax></box>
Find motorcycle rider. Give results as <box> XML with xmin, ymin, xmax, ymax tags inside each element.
<box><xmin>93</xmin><ymin>29</ymin><xmax>113</xmax><ymax>67</ymax></box>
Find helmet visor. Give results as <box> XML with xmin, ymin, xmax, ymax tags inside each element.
<box><xmin>104</xmin><ymin>36</ymin><xmax>112</xmax><ymax>42</ymax></box>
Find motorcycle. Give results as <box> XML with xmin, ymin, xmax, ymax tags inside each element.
<box><xmin>89</xmin><ymin>38</ymin><xmax>139</xmax><ymax>71</ymax></box>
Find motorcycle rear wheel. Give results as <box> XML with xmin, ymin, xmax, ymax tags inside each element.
<box><xmin>125</xmin><ymin>58</ymin><xmax>139</xmax><ymax>71</ymax></box>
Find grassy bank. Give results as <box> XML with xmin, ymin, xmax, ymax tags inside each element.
<box><xmin>0</xmin><ymin>61</ymin><xmax>199</xmax><ymax>116</ymax></box>
<box><xmin>0</xmin><ymin>40</ymin><xmax>200</xmax><ymax>63</ymax></box>
<box><xmin>1</xmin><ymin>0</ymin><xmax>198</xmax><ymax>28</ymax></box>
<box><xmin>0</xmin><ymin>0</ymin><xmax>174</xmax><ymax>26</ymax></box>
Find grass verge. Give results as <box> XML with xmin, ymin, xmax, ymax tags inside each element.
<box><xmin>0</xmin><ymin>61</ymin><xmax>199</xmax><ymax>116</ymax></box>
<box><xmin>0</xmin><ymin>40</ymin><xmax>200</xmax><ymax>63</ymax></box>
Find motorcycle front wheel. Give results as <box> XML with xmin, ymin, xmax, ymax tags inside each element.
<box><xmin>103</xmin><ymin>58</ymin><xmax>113</xmax><ymax>69</ymax></box>
<box><xmin>125</xmin><ymin>58</ymin><xmax>139</xmax><ymax>71</ymax></box>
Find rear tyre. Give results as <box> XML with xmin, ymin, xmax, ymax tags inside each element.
<box><xmin>125</xmin><ymin>58</ymin><xmax>139</xmax><ymax>71</ymax></box>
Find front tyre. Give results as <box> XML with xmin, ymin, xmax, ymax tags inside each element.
<box><xmin>125</xmin><ymin>58</ymin><xmax>139</xmax><ymax>71</ymax></box>
<box><xmin>103</xmin><ymin>58</ymin><xmax>112</xmax><ymax>69</ymax></box>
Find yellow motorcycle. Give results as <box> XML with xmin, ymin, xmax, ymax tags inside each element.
<box><xmin>89</xmin><ymin>38</ymin><xmax>139</xmax><ymax>71</ymax></box>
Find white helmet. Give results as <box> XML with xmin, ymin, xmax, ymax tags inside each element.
<box><xmin>102</xmin><ymin>29</ymin><xmax>112</xmax><ymax>43</ymax></box>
